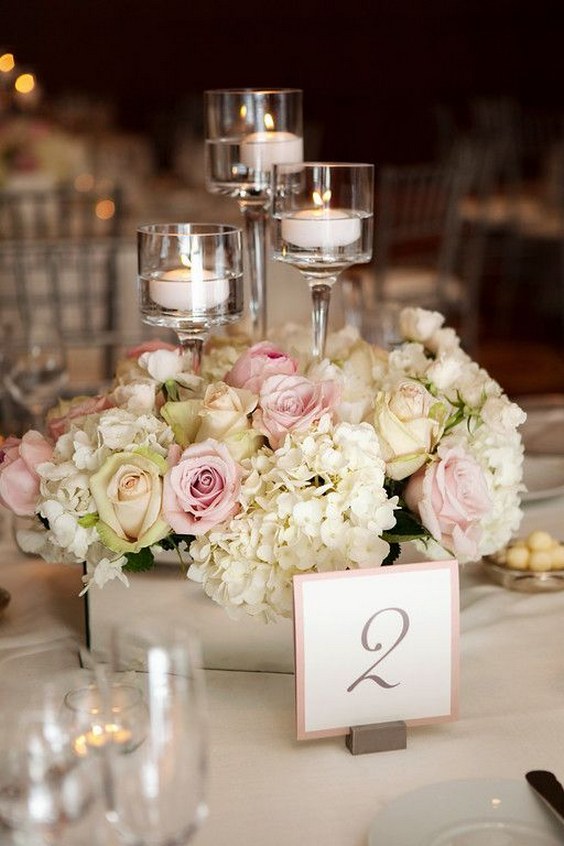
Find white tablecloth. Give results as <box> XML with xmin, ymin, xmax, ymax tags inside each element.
<box><xmin>1</xmin><ymin>495</ymin><xmax>564</xmax><ymax>845</ymax></box>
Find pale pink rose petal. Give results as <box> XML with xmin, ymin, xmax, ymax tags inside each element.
<box><xmin>404</xmin><ymin>444</ymin><xmax>491</xmax><ymax>561</ymax></box>
<box><xmin>0</xmin><ymin>431</ymin><xmax>53</xmax><ymax>517</ymax></box>
<box><xmin>47</xmin><ymin>395</ymin><xmax>115</xmax><ymax>440</ymax></box>
<box><xmin>255</xmin><ymin>373</ymin><xmax>340</xmax><ymax>449</ymax></box>
<box><xmin>163</xmin><ymin>439</ymin><xmax>242</xmax><ymax>535</ymax></box>
<box><xmin>225</xmin><ymin>342</ymin><xmax>298</xmax><ymax>394</ymax></box>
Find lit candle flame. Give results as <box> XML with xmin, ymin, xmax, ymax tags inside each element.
<box><xmin>264</xmin><ymin>113</ymin><xmax>274</xmax><ymax>131</ymax></box>
<box><xmin>180</xmin><ymin>254</ymin><xmax>192</xmax><ymax>269</ymax></box>
<box><xmin>73</xmin><ymin>722</ymin><xmax>133</xmax><ymax>756</ymax></box>
<box><xmin>240</xmin><ymin>104</ymin><xmax>247</xmax><ymax>119</ymax></box>
<box><xmin>312</xmin><ymin>189</ymin><xmax>332</xmax><ymax>208</ymax></box>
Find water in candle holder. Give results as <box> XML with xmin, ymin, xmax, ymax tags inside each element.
<box><xmin>139</xmin><ymin>270</ymin><xmax>244</xmax><ymax>333</ymax></box>
<box><xmin>206</xmin><ymin>137</ymin><xmax>303</xmax><ymax>196</ymax></box>
<box><xmin>272</xmin><ymin>211</ymin><xmax>373</xmax><ymax>279</ymax></box>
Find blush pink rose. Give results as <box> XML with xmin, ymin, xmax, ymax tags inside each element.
<box><xmin>0</xmin><ymin>431</ymin><xmax>54</xmax><ymax>517</ymax></box>
<box><xmin>403</xmin><ymin>444</ymin><xmax>492</xmax><ymax>561</ymax></box>
<box><xmin>254</xmin><ymin>374</ymin><xmax>341</xmax><ymax>449</ymax></box>
<box><xmin>225</xmin><ymin>341</ymin><xmax>298</xmax><ymax>394</ymax></box>
<box><xmin>47</xmin><ymin>394</ymin><xmax>115</xmax><ymax>440</ymax></box>
<box><xmin>162</xmin><ymin>439</ymin><xmax>242</xmax><ymax>535</ymax></box>
<box><xmin>127</xmin><ymin>339</ymin><xmax>178</xmax><ymax>358</ymax></box>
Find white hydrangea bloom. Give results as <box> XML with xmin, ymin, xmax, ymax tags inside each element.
<box><xmin>80</xmin><ymin>557</ymin><xmax>129</xmax><ymax>594</ymax></box>
<box><xmin>31</xmin><ymin>407</ymin><xmax>173</xmax><ymax>569</ymax></box>
<box><xmin>188</xmin><ymin>418</ymin><xmax>398</xmax><ymax>620</ymax></box>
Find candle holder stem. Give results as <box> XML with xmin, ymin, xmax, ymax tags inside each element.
<box><xmin>308</xmin><ymin>279</ymin><xmax>335</xmax><ymax>361</ymax></box>
<box><xmin>177</xmin><ymin>333</ymin><xmax>205</xmax><ymax>374</ymax></box>
<box><xmin>240</xmin><ymin>200</ymin><xmax>269</xmax><ymax>341</ymax></box>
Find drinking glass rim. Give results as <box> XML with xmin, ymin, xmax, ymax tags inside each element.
<box><xmin>137</xmin><ymin>223</ymin><xmax>242</xmax><ymax>238</ymax></box>
<box><xmin>204</xmin><ymin>87</ymin><xmax>302</xmax><ymax>96</ymax></box>
<box><xmin>274</xmin><ymin>161</ymin><xmax>374</xmax><ymax>170</ymax></box>
<box><xmin>63</xmin><ymin>682</ymin><xmax>142</xmax><ymax>714</ymax></box>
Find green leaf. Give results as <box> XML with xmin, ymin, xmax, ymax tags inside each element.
<box><xmin>123</xmin><ymin>547</ymin><xmax>155</xmax><ymax>573</ymax></box>
<box><xmin>382</xmin><ymin>508</ymin><xmax>429</xmax><ymax>543</ymax></box>
<box><xmin>382</xmin><ymin>542</ymin><xmax>401</xmax><ymax>566</ymax></box>
<box><xmin>159</xmin><ymin>533</ymin><xmax>193</xmax><ymax>551</ymax></box>
<box><xmin>78</xmin><ymin>512</ymin><xmax>98</xmax><ymax>528</ymax></box>
<box><xmin>163</xmin><ymin>379</ymin><xmax>180</xmax><ymax>402</ymax></box>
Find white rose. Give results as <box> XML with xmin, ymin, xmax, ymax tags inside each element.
<box><xmin>373</xmin><ymin>379</ymin><xmax>445</xmax><ymax>480</ymax></box>
<box><xmin>481</xmin><ymin>396</ymin><xmax>527</xmax><ymax>435</ymax></box>
<box><xmin>426</xmin><ymin>356</ymin><xmax>464</xmax><ymax>391</ymax></box>
<box><xmin>399</xmin><ymin>307</ymin><xmax>444</xmax><ymax>342</ymax></box>
<box><xmin>112</xmin><ymin>382</ymin><xmax>157</xmax><ymax>414</ymax></box>
<box><xmin>425</xmin><ymin>327</ymin><xmax>461</xmax><ymax>356</ymax></box>
<box><xmin>138</xmin><ymin>349</ymin><xmax>189</xmax><ymax>382</ymax></box>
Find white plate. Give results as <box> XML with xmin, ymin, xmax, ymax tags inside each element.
<box><xmin>518</xmin><ymin>396</ymin><xmax>564</xmax><ymax>456</ymax></box>
<box><xmin>522</xmin><ymin>455</ymin><xmax>564</xmax><ymax>502</ymax></box>
<box><xmin>367</xmin><ymin>778</ymin><xmax>563</xmax><ymax>845</ymax></box>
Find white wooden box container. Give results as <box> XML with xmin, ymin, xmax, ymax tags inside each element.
<box><xmin>85</xmin><ymin>562</ymin><xmax>295</xmax><ymax>673</ymax></box>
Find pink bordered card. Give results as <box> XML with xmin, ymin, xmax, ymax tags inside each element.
<box><xmin>293</xmin><ymin>561</ymin><xmax>459</xmax><ymax>740</ymax></box>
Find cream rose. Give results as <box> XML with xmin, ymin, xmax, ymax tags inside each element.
<box><xmin>195</xmin><ymin>383</ymin><xmax>263</xmax><ymax>460</ymax></box>
<box><xmin>373</xmin><ymin>379</ymin><xmax>445</xmax><ymax>480</ymax></box>
<box><xmin>90</xmin><ymin>450</ymin><xmax>170</xmax><ymax>554</ymax></box>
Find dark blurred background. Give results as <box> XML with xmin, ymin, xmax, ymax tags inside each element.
<box><xmin>2</xmin><ymin>0</ymin><xmax>564</xmax><ymax>397</ymax></box>
<box><xmin>3</xmin><ymin>0</ymin><xmax>563</xmax><ymax>168</ymax></box>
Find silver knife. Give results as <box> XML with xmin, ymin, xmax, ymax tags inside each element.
<box><xmin>526</xmin><ymin>770</ymin><xmax>564</xmax><ymax>827</ymax></box>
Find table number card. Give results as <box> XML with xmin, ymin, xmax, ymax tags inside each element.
<box><xmin>293</xmin><ymin>561</ymin><xmax>459</xmax><ymax>740</ymax></box>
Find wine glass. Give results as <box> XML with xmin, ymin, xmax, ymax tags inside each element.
<box><xmin>101</xmin><ymin>622</ymin><xmax>208</xmax><ymax>846</ymax></box>
<box><xmin>0</xmin><ymin>694</ymin><xmax>99</xmax><ymax>845</ymax></box>
<box><xmin>4</xmin><ymin>321</ymin><xmax>68</xmax><ymax>432</ymax></box>
<box><xmin>137</xmin><ymin>223</ymin><xmax>244</xmax><ymax>374</ymax></box>
<box><xmin>205</xmin><ymin>88</ymin><xmax>303</xmax><ymax>340</ymax></box>
<box><xmin>272</xmin><ymin>162</ymin><xmax>374</xmax><ymax>359</ymax></box>
<box><xmin>64</xmin><ymin>681</ymin><xmax>148</xmax><ymax>758</ymax></box>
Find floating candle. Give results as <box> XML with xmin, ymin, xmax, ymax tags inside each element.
<box><xmin>240</xmin><ymin>131</ymin><xmax>303</xmax><ymax>172</ymax></box>
<box><xmin>149</xmin><ymin>268</ymin><xmax>230</xmax><ymax>311</ymax></box>
<box><xmin>73</xmin><ymin>722</ymin><xmax>134</xmax><ymax>756</ymax></box>
<box><xmin>281</xmin><ymin>208</ymin><xmax>361</xmax><ymax>249</ymax></box>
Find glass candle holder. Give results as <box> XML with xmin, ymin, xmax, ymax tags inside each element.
<box><xmin>272</xmin><ymin>162</ymin><xmax>374</xmax><ymax>359</ymax></box>
<box><xmin>205</xmin><ymin>88</ymin><xmax>303</xmax><ymax>340</ymax></box>
<box><xmin>64</xmin><ymin>682</ymin><xmax>147</xmax><ymax>757</ymax></box>
<box><xmin>138</xmin><ymin>223</ymin><xmax>244</xmax><ymax>373</ymax></box>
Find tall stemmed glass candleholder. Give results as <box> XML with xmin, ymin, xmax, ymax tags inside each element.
<box><xmin>204</xmin><ymin>88</ymin><xmax>303</xmax><ymax>340</ymax></box>
<box><xmin>138</xmin><ymin>223</ymin><xmax>243</xmax><ymax>373</ymax></box>
<box><xmin>272</xmin><ymin>162</ymin><xmax>374</xmax><ymax>359</ymax></box>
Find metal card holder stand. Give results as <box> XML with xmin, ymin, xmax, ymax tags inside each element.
<box><xmin>346</xmin><ymin>720</ymin><xmax>407</xmax><ymax>755</ymax></box>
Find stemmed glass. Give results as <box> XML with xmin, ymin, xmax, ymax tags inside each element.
<box><xmin>3</xmin><ymin>321</ymin><xmax>68</xmax><ymax>431</ymax></box>
<box><xmin>138</xmin><ymin>223</ymin><xmax>244</xmax><ymax>374</ymax></box>
<box><xmin>205</xmin><ymin>88</ymin><xmax>303</xmax><ymax>340</ymax></box>
<box><xmin>100</xmin><ymin>622</ymin><xmax>208</xmax><ymax>846</ymax></box>
<box><xmin>0</xmin><ymin>694</ymin><xmax>99</xmax><ymax>845</ymax></box>
<box><xmin>272</xmin><ymin>162</ymin><xmax>374</xmax><ymax>359</ymax></box>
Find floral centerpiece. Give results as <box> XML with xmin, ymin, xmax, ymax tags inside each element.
<box><xmin>0</xmin><ymin>308</ymin><xmax>526</xmax><ymax>621</ymax></box>
<box><xmin>0</xmin><ymin>116</ymin><xmax>88</xmax><ymax>188</ymax></box>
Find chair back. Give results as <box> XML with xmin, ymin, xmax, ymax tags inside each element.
<box><xmin>0</xmin><ymin>238</ymin><xmax>127</xmax><ymax>412</ymax></box>
<box><xmin>372</xmin><ymin>150</ymin><xmax>490</xmax><ymax>350</ymax></box>
<box><xmin>374</xmin><ymin>158</ymin><xmax>475</xmax><ymax>288</ymax></box>
<box><xmin>0</xmin><ymin>183</ymin><xmax>123</xmax><ymax>241</ymax></box>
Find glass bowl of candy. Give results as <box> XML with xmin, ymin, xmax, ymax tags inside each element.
<box><xmin>483</xmin><ymin>530</ymin><xmax>564</xmax><ymax>592</ymax></box>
